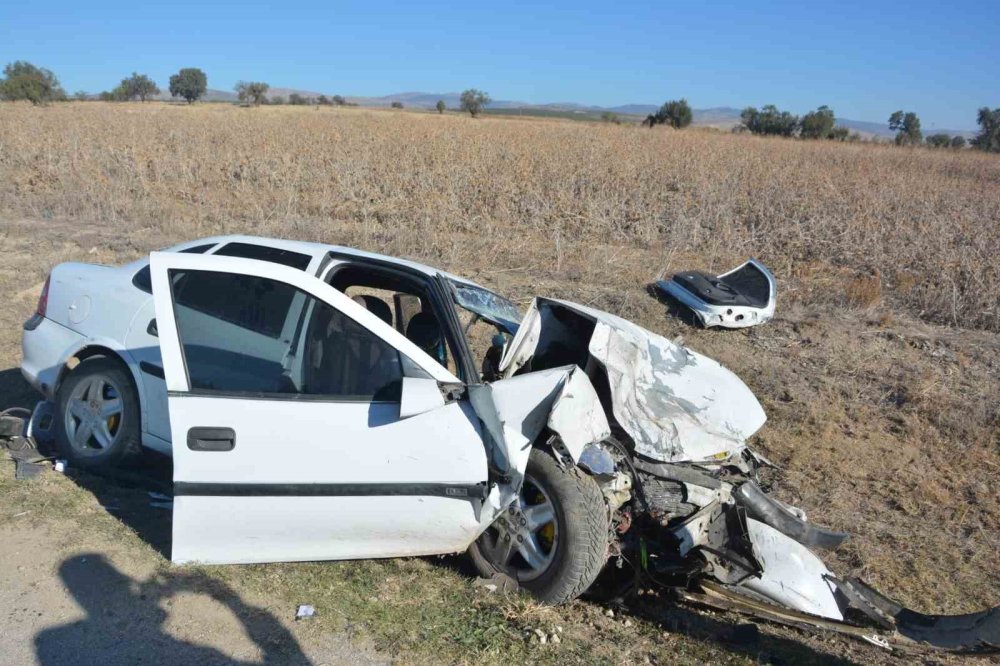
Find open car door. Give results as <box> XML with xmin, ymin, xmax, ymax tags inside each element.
<box><xmin>149</xmin><ymin>251</ymin><xmax>489</xmax><ymax>564</ymax></box>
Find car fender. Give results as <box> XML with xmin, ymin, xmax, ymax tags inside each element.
<box><xmin>468</xmin><ymin>365</ymin><xmax>611</xmax><ymax>513</ymax></box>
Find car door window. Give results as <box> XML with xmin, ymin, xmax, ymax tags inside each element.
<box><xmin>329</xmin><ymin>265</ymin><xmax>461</xmax><ymax>377</ymax></box>
<box><xmin>173</xmin><ymin>270</ymin><xmax>295</xmax><ymax>339</ymax></box>
<box><xmin>299</xmin><ymin>297</ymin><xmax>404</xmax><ymax>401</ymax></box>
<box><xmin>170</xmin><ymin>269</ymin><xmax>404</xmax><ymax>401</ymax></box>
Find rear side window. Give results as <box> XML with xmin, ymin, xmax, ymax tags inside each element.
<box><xmin>214</xmin><ymin>243</ymin><xmax>311</xmax><ymax>271</ymax></box>
<box><xmin>180</xmin><ymin>243</ymin><xmax>218</xmax><ymax>254</ymax></box>
<box><xmin>132</xmin><ymin>243</ymin><xmax>216</xmax><ymax>294</ymax></box>
<box><xmin>170</xmin><ymin>269</ymin><xmax>404</xmax><ymax>401</ymax></box>
<box><xmin>133</xmin><ymin>267</ymin><xmax>152</xmax><ymax>294</ymax></box>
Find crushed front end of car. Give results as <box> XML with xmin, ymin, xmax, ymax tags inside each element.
<box><xmin>491</xmin><ymin>296</ymin><xmax>999</xmax><ymax>654</ymax></box>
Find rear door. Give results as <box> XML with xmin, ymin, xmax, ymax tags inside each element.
<box><xmin>149</xmin><ymin>251</ymin><xmax>489</xmax><ymax>565</ymax></box>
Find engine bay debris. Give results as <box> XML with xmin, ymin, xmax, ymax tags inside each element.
<box><xmin>497</xmin><ymin>296</ymin><xmax>999</xmax><ymax>654</ymax></box>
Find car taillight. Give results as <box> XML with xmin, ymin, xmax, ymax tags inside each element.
<box><xmin>36</xmin><ymin>275</ymin><xmax>50</xmax><ymax>317</ymax></box>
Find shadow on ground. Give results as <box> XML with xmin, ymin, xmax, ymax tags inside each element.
<box><xmin>646</xmin><ymin>284</ymin><xmax>707</xmax><ymax>330</ymax></box>
<box><xmin>35</xmin><ymin>553</ymin><xmax>310</xmax><ymax>665</ymax></box>
<box><xmin>0</xmin><ymin>367</ymin><xmax>41</xmax><ymax>412</ymax></box>
<box><xmin>67</xmin><ymin>454</ymin><xmax>175</xmax><ymax>559</ymax></box>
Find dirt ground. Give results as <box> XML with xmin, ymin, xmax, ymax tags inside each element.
<box><xmin>0</xmin><ymin>517</ymin><xmax>386</xmax><ymax>666</ymax></box>
<box><xmin>0</xmin><ymin>216</ymin><xmax>998</xmax><ymax>665</ymax></box>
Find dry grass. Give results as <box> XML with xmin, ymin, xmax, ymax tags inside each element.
<box><xmin>1</xmin><ymin>102</ymin><xmax>998</xmax><ymax>330</ymax></box>
<box><xmin>0</xmin><ymin>102</ymin><xmax>998</xmax><ymax>664</ymax></box>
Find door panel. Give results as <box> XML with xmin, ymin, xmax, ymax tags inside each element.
<box><xmin>170</xmin><ymin>397</ymin><xmax>485</xmax><ymax>486</ymax></box>
<box><xmin>173</xmin><ymin>496</ymin><xmax>484</xmax><ymax>565</ymax></box>
<box><xmin>170</xmin><ymin>398</ymin><xmax>487</xmax><ymax>564</ymax></box>
<box><xmin>149</xmin><ymin>252</ymin><xmax>488</xmax><ymax>565</ymax></box>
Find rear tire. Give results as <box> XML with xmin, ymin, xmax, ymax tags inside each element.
<box><xmin>54</xmin><ymin>357</ymin><xmax>141</xmax><ymax>471</ymax></box>
<box><xmin>469</xmin><ymin>448</ymin><xmax>610</xmax><ymax>604</ymax></box>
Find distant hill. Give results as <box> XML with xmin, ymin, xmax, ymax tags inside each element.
<box><xmin>112</xmin><ymin>85</ymin><xmax>975</xmax><ymax>137</ymax></box>
<box><xmin>265</xmin><ymin>87</ymin><xmax>327</xmax><ymax>100</ymax></box>
<box><xmin>359</xmin><ymin>93</ymin><xmax>977</xmax><ymax>137</ymax></box>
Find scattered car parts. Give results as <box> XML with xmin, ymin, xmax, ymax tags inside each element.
<box><xmin>656</xmin><ymin>258</ymin><xmax>776</xmax><ymax>328</ymax></box>
<box><xmin>492</xmin><ymin>295</ymin><xmax>1000</xmax><ymax>653</ymax></box>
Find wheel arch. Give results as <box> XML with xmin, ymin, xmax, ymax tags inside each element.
<box><xmin>54</xmin><ymin>344</ymin><xmax>145</xmax><ymax>426</ymax></box>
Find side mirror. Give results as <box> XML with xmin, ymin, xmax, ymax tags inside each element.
<box><xmin>399</xmin><ymin>377</ymin><xmax>446</xmax><ymax>419</ymax></box>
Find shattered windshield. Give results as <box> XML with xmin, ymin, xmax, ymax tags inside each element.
<box><xmin>450</xmin><ymin>281</ymin><xmax>521</xmax><ymax>334</ymax></box>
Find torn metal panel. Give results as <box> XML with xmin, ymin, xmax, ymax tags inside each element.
<box><xmin>588</xmin><ymin>319</ymin><xmax>766</xmax><ymax>462</ymax></box>
<box><xmin>673</xmin><ymin>501</ymin><xmax>719</xmax><ymax>557</ymax></box>
<box><xmin>741</xmin><ymin>518</ymin><xmax>844</xmax><ymax>620</ymax></box>
<box><xmin>686</xmin><ymin>576</ymin><xmax>1000</xmax><ymax>655</ymax></box>
<box><xmin>680</xmin><ymin>581</ymin><xmax>889</xmax><ymax>646</ymax></box>
<box><xmin>671</xmin><ymin>494</ymin><xmax>844</xmax><ymax>619</ymax></box>
<box><xmin>500</xmin><ymin>297</ymin><xmax>765</xmax><ymax>463</ymax></box>
<box><xmin>469</xmin><ymin>364</ymin><xmax>610</xmax><ymax>503</ymax></box>
<box><xmin>656</xmin><ymin>258</ymin><xmax>776</xmax><ymax>329</ymax></box>
<box><xmin>545</xmin><ymin>364</ymin><xmax>611</xmax><ymax>461</ymax></box>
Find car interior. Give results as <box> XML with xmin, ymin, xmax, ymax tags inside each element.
<box><xmin>326</xmin><ymin>262</ymin><xmax>461</xmax><ymax>377</ymax></box>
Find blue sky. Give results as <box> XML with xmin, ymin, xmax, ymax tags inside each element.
<box><xmin>2</xmin><ymin>1</ymin><xmax>996</xmax><ymax>129</ymax></box>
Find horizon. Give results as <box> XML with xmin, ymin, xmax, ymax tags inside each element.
<box><xmin>3</xmin><ymin>1</ymin><xmax>998</xmax><ymax>131</ymax></box>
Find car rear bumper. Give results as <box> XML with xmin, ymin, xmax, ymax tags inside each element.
<box><xmin>21</xmin><ymin>316</ymin><xmax>85</xmax><ymax>399</ymax></box>
<box><xmin>656</xmin><ymin>278</ymin><xmax>775</xmax><ymax>329</ymax></box>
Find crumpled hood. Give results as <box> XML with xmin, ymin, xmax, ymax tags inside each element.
<box><xmin>500</xmin><ymin>297</ymin><xmax>767</xmax><ymax>463</ymax></box>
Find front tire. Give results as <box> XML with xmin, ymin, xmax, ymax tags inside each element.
<box><xmin>54</xmin><ymin>357</ymin><xmax>141</xmax><ymax>471</ymax></box>
<box><xmin>470</xmin><ymin>448</ymin><xmax>610</xmax><ymax>604</ymax></box>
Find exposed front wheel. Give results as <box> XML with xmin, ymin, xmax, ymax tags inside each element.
<box><xmin>469</xmin><ymin>448</ymin><xmax>610</xmax><ymax>604</ymax></box>
<box><xmin>54</xmin><ymin>357</ymin><xmax>141</xmax><ymax>470</ymax></box>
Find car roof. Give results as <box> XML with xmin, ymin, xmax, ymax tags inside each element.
<box><xmin>183</xmin><ymin>234</ymin><xmax>480</xmax><ymax>287</ymax></box>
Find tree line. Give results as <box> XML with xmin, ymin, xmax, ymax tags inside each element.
<box><xmin>1</xmin><ymin>60</ymin><xmax>997</xmax><ymax>149</ymax></box>
<box><xmin>630</xmin><ymin>97</ymin><xmax>995</xmax><ymax>149</ymax></box>
<box><xmin>736</xmin><ymin>104</ymin><xmax>860</xmax><ymax>140</ymax></box>
<box><xmin>0</xmin><ymin>61</ymin><xmax>495</xmax><ymax>119</ymax></box>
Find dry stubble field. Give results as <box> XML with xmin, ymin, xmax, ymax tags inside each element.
<box><xmin>0</xmin><ymin>102</ymin><xmax>998</xmax><ymax>665</ymax></box>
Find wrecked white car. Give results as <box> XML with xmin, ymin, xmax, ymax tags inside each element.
<box><xmin>20</xmin><ymin>237</ymin><xmax>999</xmax><ymax>653</ymax></box>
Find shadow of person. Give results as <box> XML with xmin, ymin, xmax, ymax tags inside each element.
<box><xmin>36</xmin><ymin>554</ymin><xmax>311</xmax><ymax>666</ymax></box>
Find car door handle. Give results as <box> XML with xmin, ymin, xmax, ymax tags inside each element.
<box><xmin>187</xmin><ymin>427</ymin><xmax>236</xmax><ymax>452</ymax></box>
<box><xmin>147</xmin><ymin>319</ymin><xmax>158</xmax><ymax>337</ymax></box>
